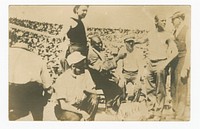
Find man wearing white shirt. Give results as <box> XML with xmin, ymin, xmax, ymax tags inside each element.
<box><xmin>54</xmin><ymin>52</ymin><xmax>99</xmax><ymax>121</ymax></box>
<box><xmin>117</xmin><ymin>35</ymin><xmax>146</xmax><ymax>101</ymax></box>
<box><xmin>146</xmin><ymin>15</ymin><xmax>178</xmax><ymax>120</ymax></box>
<box><xmin>9</xmin><ymin>41</ymin><xmax>53</xmax><ymax>121</ymax></box>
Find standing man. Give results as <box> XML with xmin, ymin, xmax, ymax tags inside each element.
<box><xmin>9</xmin><ymin>41</ymin><xmax>53</xmax><ymax>121</ymax></box>
<box><xmin>53</xmin><ymin>52</ymin><xmax>99</xmax><ymax>121</ymax></box>
<box><xmin>117</xmin><ymin>34</ymin><xmax>146</xmax><ymax>101</ymax></box>
<box><xmin>59</xmin><ymin>5</ymin><xmax>89</xmax><ymax>72</ymax></box>
<box><xmin>170</xmin><ymin>11</ymin><xmax>190</xmax><ymax>120</ymax></box>
<box><xmin>146</xmin><ymin>15</ymin><xmax>178</xmax><ymax>120</ymax></box>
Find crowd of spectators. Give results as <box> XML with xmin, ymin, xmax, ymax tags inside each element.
<box><xmin>87</xmin><ymin>27</ymin><xmax>148</xmax><ymax>43</ymax></box>
<box><xmin>9</xmin><ymin>27</ymin><xmax>64</xmax><ymax>82</ymax></box>
<box><xmin>9</xmin><ymin>17</ymin><xmax>63</xmax><ymax>35</ymax></box>
<box><xmin>9</xmin><ymin>18</ymin><xmax>148</xmax><ymax>83</ymax></box>
<box><xmin>87</xmin><ymin>27</ymin><xmax>148</xmax><ymax>57</ymax></box>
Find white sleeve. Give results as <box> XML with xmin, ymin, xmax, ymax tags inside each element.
<box><xmin>84</xmin><ymin>70</ymin><xmax>96</xmax><ymax>93</ymax></box>
<box><xmin>40</xmin><ymin>60</ymin><xmax>53</xmax><ymax>89</ymax></box>
<box><xmin>53</xmin><ymin>74</ymin><xmax>67</xmax><ymax>100</ymax></box>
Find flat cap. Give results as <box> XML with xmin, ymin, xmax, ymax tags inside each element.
<box><xmin>67</xmin><ymin>51</ymin><xmax>86</xmax><ymax>66</ymax></box>
<box><xmin>171</xmin><ymin>11</ymin><xmax>185</xmax><ymax>20</ymax></box>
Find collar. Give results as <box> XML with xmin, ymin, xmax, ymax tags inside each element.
<box><xmin>175</xmin><ymin>22</ymin><xmax>185</xmax><ymax>37</ymax></box>
<box><xmin>70</xmin><ymin>70</ymin><xmax>85</xmax><ymax>79</ymax></box>
<box><xmin>69</xmin><ymin>70</ymin><xmax>77</xmax><ymax>79</ymax></box>
<box><xmin>91</xmin><ymin>47</ymin><xmax>104</xmax><ymax>60</ymax></box>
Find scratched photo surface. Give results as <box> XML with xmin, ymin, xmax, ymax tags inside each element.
<box><xmin>9</xmin><ymin>5</ymin><xmax>190</xmax><ymax>121</ymax></box>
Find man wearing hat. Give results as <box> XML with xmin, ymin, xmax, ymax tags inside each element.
<box><xmin>145</xmin><ymin>15</ymin><xmax>178</xmax><ymax>120</ymax></box>
<box><xmin>9</xmin><ymin>41</ymin><xmax>53</xmax><ymax>121</ymax></box>
<box><xmin>53</xmin><ymin>51</ymin><xmax>99</xmax><ymax>121</ymax></box>
<box><xmin>117</xmin><ymin>34</ymin><xmax>146</xmax><ymax>102</ymax></box>
<box><xmin>170</xmin><ymin>11</ymin><xmax>190</xmax><ymax>120</ymax></box>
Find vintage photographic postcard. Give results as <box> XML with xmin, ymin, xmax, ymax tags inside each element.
<box><xmin>8</xmin><ymin>5</ymin><xmax>191</xmax><ymax>122</ymax></box>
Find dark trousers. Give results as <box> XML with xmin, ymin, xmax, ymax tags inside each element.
<box><xmin>170</xmin><ymin>56</ymin><xmax>189</xmax><ymax>118</ymax></box>
<box><xmin>54</xmin><ymin>93</ymin><xmax>99</xmax><ymax>121</ymax></box>
<box><xmin>89</xmin><ymin>68</ymin><xmax>122</xmax><ymax>111</ymax></box>
<box><xmin>9</xmin><ymin>82</ymin><xmax>46</xmax><ymax>121</ymax></box>
<box><xmin>146</xmin><ymin>60</ymin><xmax>168</xmax><ymax>114</ymax></box>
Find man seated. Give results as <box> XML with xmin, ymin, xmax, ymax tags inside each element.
<box><xmin>53</xmin><ymin>51</ymin><xmax>99</xmax><ymax>121</ymax></box>
<box><xmin>87</xmin><ymin>35</ymin><xmax>124</xmax><ymax>112</ymax></box>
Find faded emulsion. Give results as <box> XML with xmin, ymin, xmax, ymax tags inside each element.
<box><xmin>8</xmin><ymin>5</ymin><xmax>190</xmax><ymax>121</ymax></box>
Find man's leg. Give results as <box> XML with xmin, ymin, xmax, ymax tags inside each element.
<box><xmin>79</xmin><ymin>92</ymin><xmax>99</xmax><ymax>121</ymax></box>
<box><xmin>154</xmin><ymin>69</ymin><xmax>167</xmax><ymax>118</ymax></box>
<box><xmin>28</xmin><ymin>82</ymin><xmax>45</xmax><ymax>121</ymax></box>
<box><xmin>170</xmin><ymin>57</ymin><xmax>179</xmax><ymax>111</ymax></box>
<box><xmin>30</xmin><ymin>104</ymin><xmax>44</xmax><ymax>121</ymax></box>
<box><xmin>175</xmin><ymin>80</ymin><xmax>188</xmax><ymax>120</ymax></box>
<box><xmin>54</xmin><ymin>105</ymin><xmax>82</xmax><ymax>121</ymax></box>
<box><xmin>89</xmin><ymin>68</ymin><xmax>122</xmax><ymax>111</ymax></box>
<box><xmin>173</xmin><ymin>56</ymin><xmax>188</xmax><ymax>120</ymax></box>
<box><xmin>9</xmin><ymin>84</ymin><xmax>30</xmax><ymax>120</ymax></box>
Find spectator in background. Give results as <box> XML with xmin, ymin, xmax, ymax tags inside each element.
<box><xmin>170</xmin><ymin>11</ymin><xmax>190</xmax><ymax>120</ymax></box>
<box><xmin>53</xmin><ymin>52</ymin><xmax>99</xmax><ymax>121</ymax></box>
<box><xmin>9</xmin><ymin>40</ymin><xmax>53</xmax><ymax>121</ymax></box>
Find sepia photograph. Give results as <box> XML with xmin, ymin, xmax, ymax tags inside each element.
<box><xmin>8</xmin><ymin>5</ymin><xmax>191</xmax><ymax>121</ymax></box>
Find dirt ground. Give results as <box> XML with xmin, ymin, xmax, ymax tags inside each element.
<box><xmin>16</xmin><ymin>92</ymin><xmax>190</xmax><ymax>121</ymax></box>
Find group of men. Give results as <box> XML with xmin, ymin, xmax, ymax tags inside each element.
<box><xmin>9</xmin><ymin>5</ymin><xmax>190</xmax><ymax>121</ymax></box>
